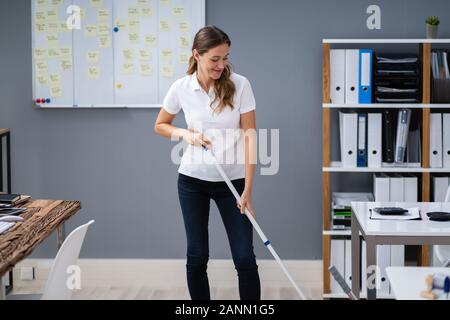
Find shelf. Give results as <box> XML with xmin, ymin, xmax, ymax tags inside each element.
<box><xmin>323</xmin><ymin>162</ymin><xmax>450</xmax><ymax>173</ymax></box>
<box><xmin>323</xmin><ymin>103</ymin><xmax>450</xmax><ymax>109</ymax></box>
<box><xmin>323</xmin><ymin>230</ymin><xmax>351</xmax><ymax>236</ymax></box>
<box><xmin>323</xmin><ymin>38</ymin><xmax>450</xmax><ymax>44</ymax></box>
<box><xmin>323</xmin><ymin>292</ymin><xmax>395</xmax><ymax>299</ymax></box>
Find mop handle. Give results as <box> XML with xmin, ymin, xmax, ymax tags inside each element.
<box><xmin>203</xmin><ymin>146</ymin><xmax>307</xmax><ymax>300</ymax></box>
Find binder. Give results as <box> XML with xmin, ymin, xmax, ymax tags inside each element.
<box><xmin>404</xmin><ymin>175</ymin><xmax>418</xmax><ymax>202</ymax></box>
<box><xmin>389</xmin><ymin>245</ymin><xmax>405</xmax><ymax>295</ymax></box>
<box><xmin>389</xmin><ymin>174</ymin><xmax>404</xmax><ymax>202</ymax></box>
<box><xmin>368</xmin><ymin>113</ymin><xmax>382</xmax><ymax>168</ymax></box>
<box><xmin>433</xmin><ymin>176</ymin><xmax>450</xmax><ymax>202</ymax></box>
<box><xmin>330</xmin><ymin>49</ymin><xmax>346</xmax><ymax>104</ymax></box>
<box><xmin>359</xmin><ymin>49</ymin><xmax>372</xmax><ymax>103</ymax></box>
<box><xmin>373</xmin><ymin>173</ymin><xmax>390</xmax><ymax>201</ymax></box>
<box><xmin>377</xmin><ymin>245</ymin><xmax>391</xmax><ymax>296</ymax></box>
<box><xmin>344</xmin><ymin>240</ymin><xmax>352</xmax><ymax>288</ymax></box>
<box><xmin>394</xmin><ymin>109</ymin><xmax>411</xmax><ymax>163</ymax></box>
<box><xmin>357</xmin><ymin>113</ymin><xmax>368</xmax><ymax>167</ymax></box>
<box><xmin>345</xmin><ymin>49</ymin><xmax>359</xmax><ymax>104</ymax></box>
<box><xmin>361</xmin><ymin>240</ymin><xmax>367</xmax><ymax>294</ymax></box>
<box><xmin>340</xmin><ymin>112</ymin><xmax>357</xmax><ymax>167</ymax></box>
<box><xmin>331</xmin><ymin>239</ymin><xmax>345</xmax><ymax>293</ymax></box>
<box><xmin>430</xmin><ymin>113</ymin><xmax>443</xmax><ymax>168</ymax></box>
<box><xmin>382</xmin><ymin>110</ymin><xmax>396</xmax><ymax>163</ymax></box>
<box><xmin>443</xmin><ymin>114</ymin><xmax>450</xmax><ymax>168</ymax></box>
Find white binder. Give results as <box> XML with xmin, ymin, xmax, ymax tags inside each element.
<box><xmin>433</xmin><ymin>176</ymin><xmax>450</xmax><ymax>202</ymax></box>
<box><xmin>389</xmin><ymin>245</ymin><xmax>405</xmax><ymax>295</ymax></box>
<box><xmin>331</xmin><ymin>239</ymin><xmax>345</xmax><ymax>293</ymax></box>
<box><xmin>389</xmin><ymin>174</ymin><xmax>404</xmax><ymax>202</ymax></box>
<box><xmin>340</xmin><ymin>112</ymin><xmax>357</xmax><ymax>167</ymax></box>
<box><xmin>443</xmin><ymin>114</ymin><xmax>450</xmax><ymax>168</ymax></box>
<box><xmin>377</xmin><ymin>245</ymin><xmax>391</xmax><ymax>296</ymax></box>
<box><xmin>368</xmin><ymin>113</ymin><xmax>382</xmax><ymax>168</ymax></box>
<box><xmin>373</xmin><ymin>173</ymin><xmax>390</xmax><ymax>201</ymax></box>
<box><xmin>361</xmin><ymin>240</ymin><xmax>367</xmax><ymax>294</ymax></box>
<box><xmin>330</xmin><ymin>49</ymin><xmax>346</xmax><ymax>104</ymax></box>
<box><xmin>345</xmin><ymin>49</ymin><xmax>359</xmax><ymax>104</ymax></box>
<box><xmin>344</xmin><ymin>239</ymin><xmax>352</xmax><ymax>288</ymax></box>
<box><xmin>404</xmin><ymin>175</ymin><xmax>418</xmax><ymax>202</ymax></box>
<box><xmin>430</xmin><ymin>113</ymin><xmax>443</xmax><ymax>168</ymax></box>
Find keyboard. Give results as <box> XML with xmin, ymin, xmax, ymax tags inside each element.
<box><xmin>0</xmin><ymin>221</ymin><xmax>14</xmax><ymax>234</ymax></box>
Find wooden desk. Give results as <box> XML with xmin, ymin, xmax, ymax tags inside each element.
<box><xmin>0</xmin><ymin>199</ymin><xmax>81</xmax><ymax>279</ymax></box>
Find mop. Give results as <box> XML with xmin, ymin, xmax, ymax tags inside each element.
<box><xmin>202</xmin><ymin>145</ymin><xmax>308</xmax><ymax>300</ymax></box>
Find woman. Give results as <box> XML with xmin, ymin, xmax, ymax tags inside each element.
<box><xmin>154</xmin><ymin>25</ymin><xmax>260</xmax><ymax>300</ymax></box>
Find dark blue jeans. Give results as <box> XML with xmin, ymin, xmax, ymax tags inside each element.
<box><xmin>177</xmin><ymin>173</ymin><xmax>261</xmax><ymax>300</ymax></box>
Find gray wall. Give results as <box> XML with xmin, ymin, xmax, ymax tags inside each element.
<box><xmin>1</xmin><ymin>0</ymin><xmax>450</xmax><ymax>259</ymax></box>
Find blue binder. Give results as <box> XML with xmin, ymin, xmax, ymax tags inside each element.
<box><xmin>357</xmin><ymin>113</ymin><xmax>368</xmax><ymax>167</ymax></box>
<box><xmin>358</xmin><ymin>49</ymin><xmax>373</xmax><ymax>103</ymax></box>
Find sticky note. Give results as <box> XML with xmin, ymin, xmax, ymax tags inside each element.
<box><xmin>140</xmin><ymin>63</ymin><xmax>152</xmax><ymax>76</ymax></box>
<box><xmin>48</xmin><ymin>48</ymin><xmax>60</xmax><ymax>59</ymax></box>
<box><xmin>179</xmin><ymin>36</ymin><xmax>190</xmax><ymax>48</ymax></box>
<box><xmin>137</xmin><ymin>0</ymin><xmax>149</xmax><ymax>6</ymax></box>
<box><xmin>145</xmin><ymin>34</ymin><xmax>156</xmax><ymax>47</ymax></box>
<box><xmin>84</xmin><ymin>25</ymin><xmax>97</xmax><ymax>37</ymax></box>
<box><xmin>179</xmin><ymin>21</ymin><xmax>190</xmax><ymax>32</ymax></box>
<box><xmin>36</xmin><ymin>73</ymin><xmax>48</xmax><ymax>85</ymax></box>
<box><xmin>49</xmin><ymin>73</ymin><xmax>61</xmax><ymax>85</ymax></box>
<box><xmin>35</xmin><ymin>0</ymin><xmax>47</xmax><ymax>7</ymax></box>
<box><xmin>88</xmin><ymin>66</ymin><xmax>100</xmax><ymax>79</ymax></box>
<box><xmin>161</xmin><ymin>65</ymin><xmax>174</xmax><ymax>78</ymax></box>
<box><xmin>90</xmin><ymin>0</ymin><xmax>102</xmax><ymax>7</ymax></box>
<box><xmin>46</xmin><ymin>34</ymin><xmax>59</xmax><ymax>47</ymax></box>
<box><xmin>121</xmin><ymin>62</ymin><xmax>135</xmax><ymax>75</ymax></box>
<box><xmin>51</xmin><ymin>0</ymin><xmax>62</xmax><ymax>6</ymax></box>
<box><xmin>60</xmin><ymin>47</ymin><xmax>72</xmax><ymax>58</ymax></box>
<box><xmin>128</xmin><ymin>7</ymin><xmax>139</xmax><ymax>19</ymax></box>
<box><xmin>35</xmin><ymin>23</ymin><xmax>47</xmax><ymax>33</ymax></box>
<box><xmin>35</xmin><ymin>11</ymin><xmax>46</xmax><ymax>22</ymax></box>
<box><xmin>128</xmin><ymin>32</ymin><xmax>140</xmax><ymax>44</ymax></box>
<box><xmin>161</xmin><ymin>49</ymin><xmax>173</xmax><ymax>60</ymax></box>
<box><xmin>80</xmin><ymin>8</ymin><xmax>86</xmax><ymax>20</ymax></box>
<box><xmin>99</xmin><ymin>36</ymin><xmax>111</xmax><ymax>48</ymax></box>
<box><xmin>59</xmin><ymin>22</ymin><xmax>70</xmax><ymax>33</ymax></box>
<box><xmin>34</xmin><ymin>48</ymin><xmax>47</xmax><ymax>60</ymax></box>
<box><xmin>123</xmin><ymin>49</ymin><xmax>134</xmax><ymax>61</ymax></box>
<box><xmin>98</xmin><ymin>9</ymin><xmax>110</xmax><ymax>22</ymax></box>
<box><xmin>86</xmin><ymin>51</ymin><xmax>100</xmax><ymax>63</ymax></box>
<box><xmin>172</xmin><ymin>7</ymin><xmax>184</xmax><ymax>17</ymax></box>
<box><xmin>116</xmin><ymin>19</ymin><xmax>128</xmax><ymax>29</ymax></box>
<box><xmin>98</xmin><ymin>24</ymin><xmax>110</xmax><ymax>36</ymax></box>
<box><xmin>47</xmin><ymin>22</ymin><xmax>59</xmax><ymax>33</ymax></box>
<box><xmin>50</xmin><ymin>85</ymin><xmax>62</xmax><ymax>98</ymax></box>
<box><xmin>160</xmin><ymin>0</ymin><xmax>171</xmax><ymax>6</ymax></box>
<box><xmin>46</xmin><ymin>9</ymin><xmax>58</xmax><ymax>21</ymax></box>
<box><xmin>128</xmin><ymin>20</ymin><xmax>140</xmax><ymax>32</ymax></box>
<box><xmin>141</xmin><ymin>6</ymin><xmax>153</xmax><ymax>18</ymax></box>
<box><xmin>160</xmin><ymin>20</ymin><xmax>170</xmax><ymax>32</ymax></box>
<box><xmin>61</xmin><ymin>59</ymin><xmax>73</xmax><ymax>70</ymax></box>
<box><xmin>139</xmin><ymin>48</ymin><xmax>151</xmax><ymax>61</ymax></box>
<box><xmin>179</xmin><ymin>52</ymin><xmax>189</xmax><ymax>64</ymax></box>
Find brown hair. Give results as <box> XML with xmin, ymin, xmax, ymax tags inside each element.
<box><xmin>187</xmin><ymin>25</ymin><xmax>235</xmax><ymax>113</ymax></box>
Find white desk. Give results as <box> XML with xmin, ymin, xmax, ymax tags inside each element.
<box><xmin>351</xmin><ymin>202</ymin><xmax>450</xmax><ymax>300</ymax></box>
<box><xmin>387</xmin><ymin>267</ymin><xmax>450</xmax><ymax>300</ymax></box>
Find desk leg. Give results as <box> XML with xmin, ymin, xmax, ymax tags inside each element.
<box><xmin>351</xmin><ymin>214</ymin><xmax>361</xmax><ymax>299</ymax></box>
<box><xmin>57</xmin><ymin>223</ymin><xmax>66</xmax><ymax>250</ymax></box>
<box><xmin>366</xmin><ymin>238</ymin><xmax>377</xmax><ymax>300</ymax></box>
<box><xmin>0</xmin><ymin>276</ymin><xmax>5</xmax><ymax>300</ymax></box>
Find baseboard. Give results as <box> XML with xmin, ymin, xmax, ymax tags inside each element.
<box><xmin>12</xmin><ymin>259</ymin><xmax>322</xmax><ymax>291</ymax></box>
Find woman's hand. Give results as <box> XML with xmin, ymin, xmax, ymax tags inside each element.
<box><xmin>183</xmin><ymin>129</ymin><xmax>212</xmax><ymax>149</ymax></box>
<box><xmin>238</xmin><ymin>188</ymin><xmax>256</xmax><ymax>218</ymax></box>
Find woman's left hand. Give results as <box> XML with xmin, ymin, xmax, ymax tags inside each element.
<box><xmin>238</xmin><ymin>188</ymin><xmax>256</xmax><ymax>218</ymax></box>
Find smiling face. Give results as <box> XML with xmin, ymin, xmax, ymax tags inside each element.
<box><xmin>194</xmin><ymin>43</ymin><xmax>230</xmax><ymax>81</ymax></box>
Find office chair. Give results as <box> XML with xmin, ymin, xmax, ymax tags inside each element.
<box><xmin>434</xmin><ymin>185</ymin><xmax>450</xmax><ymax>267</ymax></box>
<box><xmin>8</xmin><ymin>220</ymin><xmax>95</xmax><ymax>300</ymax></box>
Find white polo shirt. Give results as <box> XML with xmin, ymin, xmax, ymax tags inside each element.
<box><xmin>163</xmin><ymin>72</ymin><xmax>256</xmax><ymax>182</ymax></box>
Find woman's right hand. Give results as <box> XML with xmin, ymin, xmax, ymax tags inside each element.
<box><xmin>183</xmin><ymin>129</ymin><xmax>212</xmax><ymax>149</ymax></box>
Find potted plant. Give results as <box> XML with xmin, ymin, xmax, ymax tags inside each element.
<box><xmin>426</xmin><ymin>16</ymin><xmax>440</xmax><ymax>38</ymax></box>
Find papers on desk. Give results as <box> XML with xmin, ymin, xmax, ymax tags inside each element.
<box><xmin>370</xmin><ymin>207</ymin><xmax>421</xmax><ymax>220</ymax></box>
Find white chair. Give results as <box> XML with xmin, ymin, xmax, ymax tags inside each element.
<box><xmin>434</xmin><ymin>186</ymin><xmax>450</xmax><ymax>267</ymax></box>
<box><xmin>8</xmin><ymin>220</ymin><xmax>94</xmax><ymax>300</ymax></box>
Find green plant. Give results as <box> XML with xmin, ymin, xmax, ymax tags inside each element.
<box><xmin>426</xmin><ymin>16</ymin><xmax>440</xmax><ymax>26</ymax></box>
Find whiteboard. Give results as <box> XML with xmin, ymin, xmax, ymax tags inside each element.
<box><xmin>31</xmin><ymin>0</ymin><xmax>205</xmax><ymax>108</ymax></box>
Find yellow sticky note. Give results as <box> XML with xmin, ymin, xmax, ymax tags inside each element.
<box><xmin>35</xmin><ymin>22</ymin><xmax>47</xmax><ymax>33</ymax></box>
<box><xmin>84</xmin><ymin>25</ymin><xmax>97</xmax><ymax>37</ymax></box>
<box><xmin>86</xmin><ymin>51</ymin><xmax>100</xmax><ymax>64</ymax></box>
<box><xmin>98</xmin><ymin>24</ymin><xmax>110</xmax><ymax>36</ymax></box>
<box><xmin>172</xmin><ymin>7</ymin><xmax>184</xmax><ymax>17</ymax></box>
<box><xmin>141</xmin><ymin>6</ymin><xmax>153</xmax><ymax>18</ymax></box>
<box><xmin>128</xmin><ymin>32</ymin><xmax>140</xmax><ymax>44</ymax></box>
<box><xmin>34</xmin><ymin>48</ymin><xmax>47</xmax><ymax>60</ymax></box>
<box><xmin>49</xmin><ymin>73</ymin><xmax>61</xmax><ymax>85</ymax></box>
<box><xmin>121</xmin><ymin>62</ymin><xmax>135</xmax><ymax>75</ymax></box>
<box><xmin>161</xmin><ymin>49</ymin><xmax>173</xmax><ymax>60</ymax></box>
<box><xmin>59</xmin><ymin>22</ymin><xmax>70</xmax><ymax>33</ymax></box>
<box><xmin>88</xmin><ymin>66</ymin><xmax>100</xmax><ymax>79</ymax></box>
<box><xmin>98</xmin><ymin>9</ymin><xmax>110</xmax><ymax>22</ymax></box>
<box><xmin>128</xmin><ymin>7</ymin><xmax>139</xmax><ymax>19</ymax></box>
<box><xmin>90</xmin><ymin>0</ymin><xmax>102</xmax><ymax>7</ymax></box>
<box><xmin>99</xmin><ymin>36</ymin><xmax>111</xmax><ymax>48</ymax></box>
<box><xmin>179</xmin><ymin>35</ymin><xmax>190</xmax><ymax>48</ymax></box>
<box><xmin>46</xmin><ymin>9</ymin><xmax>58</xmax><ymax>21</ymax></box>
<box><xmin>161</xmin><ymin>65</ymin><xmax>174</xmax><ymax>78</ymax></box>
<box><xmin>61</xmin><ymin>59</ymin><xmax>73</xmax><ymax>70</ymax></box>
<box><xmin>80</xmin><ymin>8</ymin><xmax>86</xmax><ymax>20</ymax></box>
<box><xmin>50</xmin><ymin>85</ymin><xmax>62</xmax><ymax>98</ymax></box>
<box><xmin>60</xmin><ymin>47</ymin><xmax>72</xmax><ymax>58</ymax></box>
<box><xmin>35</xmin><ymin>0</ymin><xmax>47</xmax><ymax>7</ymax></box>
<box><xmin>47</xmin><ymin>22</ymin><xmax>59</xmax><ymax>33</ymax></box>
<box><xmin>137</xmin><ymin>0</ymin><xmax>149</xmax><ymax>6</ymax></box>
<box><xmin>128</xmin><ymin>20</ymin><xmax>140</xmax><ymax>33</ymax></box>
<box><xmin>48</xmin><ymin>48</ymin><xmax>60</xmax><ymax>59</ymax></box>
<box><xmin>35</xmin><ymin>60</ymin><xmax>48</xmax><ymax>72</ymax></box>
<box><xmin>123</xmin><ymin>49</ymin><xmax>134</xmax><ymax>61</ymax></box>
<box><xmin>36</xmin><ymin>73</ymin><xmax>48</xmax><ymax>85</ymax></box>
<box><xmin>46</xmin><ymin>34</ymin><xmax>59</xmax><ymax>47</ymax></box>
<box><xmin>179</xmin><ymin>52</ymin><xmax>189</xmax><ymax>64</ymax></box>
<box><xmin>116</xmin><ymin>19</ymin><xmax>128</xmax><ymax>29</ymax></box>
<box><xmin>179</xmin><ymin>21</ymin><xmax>190</xmax><ymax>32</ymax></box>
<box><xmin>35</xmin><ymin>11</ymin><xmax>46</xmax><ymax>22</ymax></box>
<box><xmin>140</xmin><ymin>63</ymin><xmax>152</xmax><ymax>76</ymax></box>
<box><xmin>144</xmin><ymin>34</ymin><xmax>156</xmax><ymax>47</ymax></box>
<box><xmin>139</xmin><ymin>48</ymin><xmax>151</xmax><ymax>61</ymax></box>
<box><xmin>160</xmin><ymin>20</ymin><xmax>170</xmax><ymax>32</ymax></box>
<box><xmin>51</xmin><ymin>0</ymin><xmax>62</xmax><ymax>6</ymax></box>
<box><xmin>160</xmin><ymin>0</ymin><xmax>171</xmax><ymax>6</ymax></box>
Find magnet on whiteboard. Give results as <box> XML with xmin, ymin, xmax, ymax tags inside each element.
<box><xmin>114</xmin><ymin>27</ymin><xmax>119</xmax><ymax>32</ymax></box>
<box><xmin>116</xmin><ymin>83</ymin><xmax>123</xmax><ymax>89</ymax></box>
